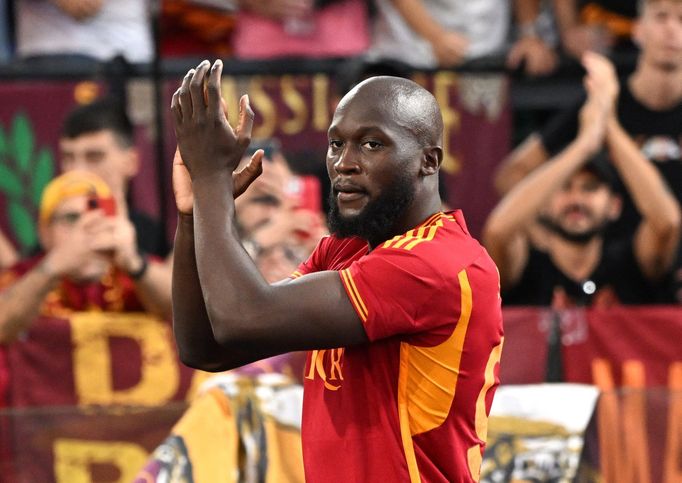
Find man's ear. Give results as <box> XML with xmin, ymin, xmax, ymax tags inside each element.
<box><xmin>420</xmin><ymin>146</ymin><xmax>442</xmax><ymax>176</ymax></box>
<box><xmin>124</xmin><ymin>147</ymin><xmax>140</xmax><ymax>179</ymax></box>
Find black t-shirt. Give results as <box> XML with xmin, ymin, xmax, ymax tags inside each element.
<box><xmin>502</xmin><ymin>239</ymin><xmax>659</xmax><ymax>306</ymax></box>
<box><xmin>540</xmin><ymin>81</ymin><xmax>682</xmax><ymax>239</ymax></box>
<box><xmin>579</xmin><ymin>0</ymin><xmax>638</xmax><ymax>19</ymax></box>
<box><xmin>130</xmin><ymin>210</ymin><xmax>170</xmax><ymax>258</ymax></box>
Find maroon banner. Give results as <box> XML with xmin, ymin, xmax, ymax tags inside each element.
<box><xmin>0</xmin><ymin>403</ymin><xmax>187</xmax><ymax>483</ymax></box>
<box><xmin>5</xmin><ymin>313</ymin><xmax>199</xmax><ymax>407</ymax></box>
<box><xmin>1</xmin><ymin>72</ymin><xmax>511</xmax><ymax>252</ymax></box>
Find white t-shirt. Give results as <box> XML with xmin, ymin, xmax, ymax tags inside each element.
<box><xmin>17</xmin><ymin>0</ymin><xmax>153</xmax><ymax>63</ymax></box>
<box><xmin>367</xmin><ymin>0</ymin><xmax>510</xmax><ymax>69</ymax></box>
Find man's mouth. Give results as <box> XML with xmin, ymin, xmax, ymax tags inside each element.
<box><xmin>334</xmin><ymin>182</ymin><xmax>367</xmax><ymax>203</ymax></box>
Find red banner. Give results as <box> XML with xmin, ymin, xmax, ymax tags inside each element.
<box><xmin>1</xmin><ymin>306</ymin><xmax>680</xmax><ymax>482</ymax></box>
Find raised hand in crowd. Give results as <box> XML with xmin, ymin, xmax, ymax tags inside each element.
<box><xmin>507</xmin><ymin>35</ymin><xmax>558</xmax><ymax>76</ymax></box>
<box><xmin>508</xmin><ymin>0</ymin><xmax>558</xmax><ymax>76</ymax></box>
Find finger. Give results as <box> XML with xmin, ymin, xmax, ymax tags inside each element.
<box><xmin>171</xmin><ymin>88</ymin><xmax>183</xmax><ymax>126</ymax></box>
<box><xmin>207</xmin><ymin>60</ymin><xmax>227</xmax><ymax>123</ymax></box>
<box><xmin>235</xmin><ymin>95</ymin><xmax>255</xmax><ymax>149</ymax></box>
<box><xmin>173</xmin><ymin>146</ymin><xmax>184</xmax><ymax>167</ymax></box>
<box><xmin>179</xmin><ymin>69</ymin><xmax>195</xmax><ymax>122</ymax></box>
<box><xmin>190</xmin><ymin>60</ymin><xmax>211</xmax><ymax>122</ymax></box>
<box><xmin>234</xmin><ymin>149</ymin><xmax>264</xmax><ymax>198</ymax></box>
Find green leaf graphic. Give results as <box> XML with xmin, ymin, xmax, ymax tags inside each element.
<box><xmin>0</xmin><ymin>163</ymin><xmax>22</xmax><ymax>198</ymax></box>
<box><xmin>9</xmin><ymin>201</ymin><xmax>37</xmax><ymax>250</ymax></box>
<box><xmin>11</xmin><ymin>114</ymin><xmax>34</xmax><ymax>173</ymax></box>
<box><xmin>31</xmin><ymin>149</ymin><xmax>55</xmax><ymax>206</ymax></box>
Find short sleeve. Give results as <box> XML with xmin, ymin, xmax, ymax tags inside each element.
<box><xmin>339</xmin><ymin>247</ymin><xmax>459</xmax><ymax>342</ymax></box>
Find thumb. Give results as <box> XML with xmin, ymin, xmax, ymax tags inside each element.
<box><xmin>233</xmin><ymin>149</ymin><xmax>264</xmax><ymax>198</ymax></box>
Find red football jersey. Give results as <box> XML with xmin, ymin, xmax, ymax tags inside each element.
<box><xmin>292</xmin><ymin>211</ymin><xmax>504</xmax><ymax>482</ymax></box>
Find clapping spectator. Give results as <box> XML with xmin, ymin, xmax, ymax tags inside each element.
<box><xmin>484</xmin><ymin>52</ymin><xmax>680</xmax><ymax>307</ymax></box>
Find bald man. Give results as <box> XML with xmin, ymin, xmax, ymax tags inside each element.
<box><xmin>170</xmin><ymin>61</ymin><xmax>503</xmax><ymax>482</ymax></box>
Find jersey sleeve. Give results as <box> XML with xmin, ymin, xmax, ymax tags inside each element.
<box><xmin>339</xmin><ymin>246</ymin><xmax>459</xmax><ymax>342</ymax></box>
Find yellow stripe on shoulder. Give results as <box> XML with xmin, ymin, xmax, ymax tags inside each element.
<box><xmin>340</xmin><ymin>269</ymin><xmax>368</xmax><ymax>322</ymax></box>
<box><xmin>290</xmin><ymin>270</ymin><xmax>304</xmax><ymax>279</ymax></box>
<box><xmin>383</xmin><ymin>213</ymin><xmax>447</xmax><ymax>251</ymax></box>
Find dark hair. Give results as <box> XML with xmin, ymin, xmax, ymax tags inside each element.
<box><xmin>61</xmin><ymin>96</ymin><xmax>134</xmax><ymax>147</ymax></box>
<box><xmin>582</xmin><ymin>150</ymin><xmax>620</xmax><ymax>191</ymax></box>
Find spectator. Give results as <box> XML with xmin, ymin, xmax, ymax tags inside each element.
<box><xmin>495</xmin><ymin>0</ymin><xmax>682</xmax><ymax>300</ymax></box>
<box><xmin>553</xmin><ymin>0</ymin><xmax>639</xmax><ymax>60</ymax></box>
<box><xmin>0</xmin><ymin>170</ymin><xmax>172</xmax><ymax>345</ymax></box>
<box><xmin>15</xmin><ymin>0</ymin><xmax>153</xmax><ymax>65</ymax></box>
<box><xmin>507</xmin><ymin>0</ymin><xmax>560</xmax><ymax>76</ymax></box>
<box><xmin>0</xmin><ymin>230</ymin><xmax>18</xmax><ymax>269</ymax></box>
<box><xmin>483</xmin><ymin>52</ymin><xmax>680</xmax><ymax>307</ymax></box>
<box><xmin>59</xmin><ymin>96</ymin><xmax>170</xmax><ymax>259</ymax></box>
<box><xmin>231</xmin><ymin>0</ymin><xmax>370</xmax><ymax>59</ymax></box>
<box><xmin>236</xmin><ymin>139</ymin><xmax>327</xmax><ymax>261</ymax></box>
<box><xmin>365</xmin><ymin>0</ymin><xmax>510</xmax><ymax>69</ymax></box>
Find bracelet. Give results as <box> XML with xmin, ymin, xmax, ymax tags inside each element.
<box><xmin>128</xmin><ymin>254</ymin><xmax>149</xmax><ymax>280</ymax></box>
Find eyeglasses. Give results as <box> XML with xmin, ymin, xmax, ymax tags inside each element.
<box><xmin>50</xmin><ymin>211</ymin><xmax>83</xmax><ymax>225</ymax></box>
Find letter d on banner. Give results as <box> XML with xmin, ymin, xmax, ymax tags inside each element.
<box><xmin>70</xmin><ymin>312</ymin><xmax>179</xmax><ymax>405</ymax></box>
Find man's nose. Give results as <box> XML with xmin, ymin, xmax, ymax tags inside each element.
<box><xmin>333</xmin><ymin>146</ymin><xmax>361</xmax><ymax>174</ymax></box>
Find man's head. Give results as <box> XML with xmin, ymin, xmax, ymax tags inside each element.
<box><xmin>39</xmin><ymin>170</ymin><xmax>117</xmax><ymax>281</ymax></box>
<box><xmin>326</xmin><ymin>76</ymin><xmax>443</xmax><ymax>246</ymax></box>
<box><xmin>634</xmin><ymin>0</ymin><xmax>682</xmax><ymax>72</ymax></box>
<box><xmin>541</xmin><ymin>157</ymin><xmax>622</xmax><ymax>244</ymax></box>
<box><xmin>59</xmin><ymin>97</ymin><xmax>139</xmax><ymax>198</ymax></box>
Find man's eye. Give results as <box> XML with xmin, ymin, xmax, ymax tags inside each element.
<box><xmin>363</xmin><ymin>141</ymin><xmax>382</xmax><ymax>150</ymax></box>
<box><xmin>329</xmin><ymin>140</ymin><xmax>343</xmax><ymax>149</ymax></box>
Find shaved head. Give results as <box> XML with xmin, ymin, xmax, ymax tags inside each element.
<box><xmin>336</xmin><ymin>76</ymin><xmax>444</xmax><ymax>147</ymax></box>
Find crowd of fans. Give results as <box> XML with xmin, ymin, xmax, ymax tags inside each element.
<box><xmin>1</xmin><ymin>1</ymin><xmax>645</xmax><ymax>72</ymax></box>
<box><xmin>0</xmin><ymin>0</ymin><xmax>679</xmax><ymax>405</ymax></box>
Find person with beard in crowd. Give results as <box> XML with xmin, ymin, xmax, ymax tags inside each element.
<box><xmin>484</xmin><ymin>52</ymin><xmax>680</xmax><ymax>307</ymax></box>
<box><xmin>169</xmin><ymin>60</ymin><xmax>503</xmax><ymax>481</ymax></box>
<box><xmin>495</xmin><ymin>0</ymin><xmax>682</xmax><ymax>301</ymax></box>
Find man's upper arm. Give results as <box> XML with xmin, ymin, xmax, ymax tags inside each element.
<box><xmin>634</xmin><ymin>220</ymin><xmax>681</xmax><ymax>280</ymax></box>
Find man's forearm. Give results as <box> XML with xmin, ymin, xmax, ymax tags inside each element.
<box><xmin>172</xmin><ymin>213</ymin><xmax>232</xmax><ymax>371</ymax></box>
<box><xmin>606</xmin><ymin>120</ymin><xmax>681</xmax><ymax>234</ymax></box>
<box><xmin>193</xmin><ymin>171</ymin><xmax>272</xmax><ymax>345</ymax></box>
<box><xmin>0</xmin><ymin>262</ymin><xmax>58</xmax><ymax>343</ymax></box>
<box><xmin>132</xmin><ymin>261</ymin><xmax>173</xmax><ymax>320</ymax></box>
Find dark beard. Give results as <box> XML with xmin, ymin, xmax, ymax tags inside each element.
<box><xmin>538</xmin><ymin>215</ymin><xmax>609</xmax><ymax>245</ymax></box>
<box><xmin>328</xmin><ymin>173</ymin><xmax>415</xmax><ymax>247</ymax></box>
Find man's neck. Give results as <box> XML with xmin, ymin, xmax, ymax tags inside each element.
<box><xmin>547</xmin><ymin>235</ymin><xmax>603</xmax><ymax>282</ymax></box>
<box><xmin>629</xmin><ymin>61</ymin><xmax>682</xmax><ymax>111</ymax></box>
